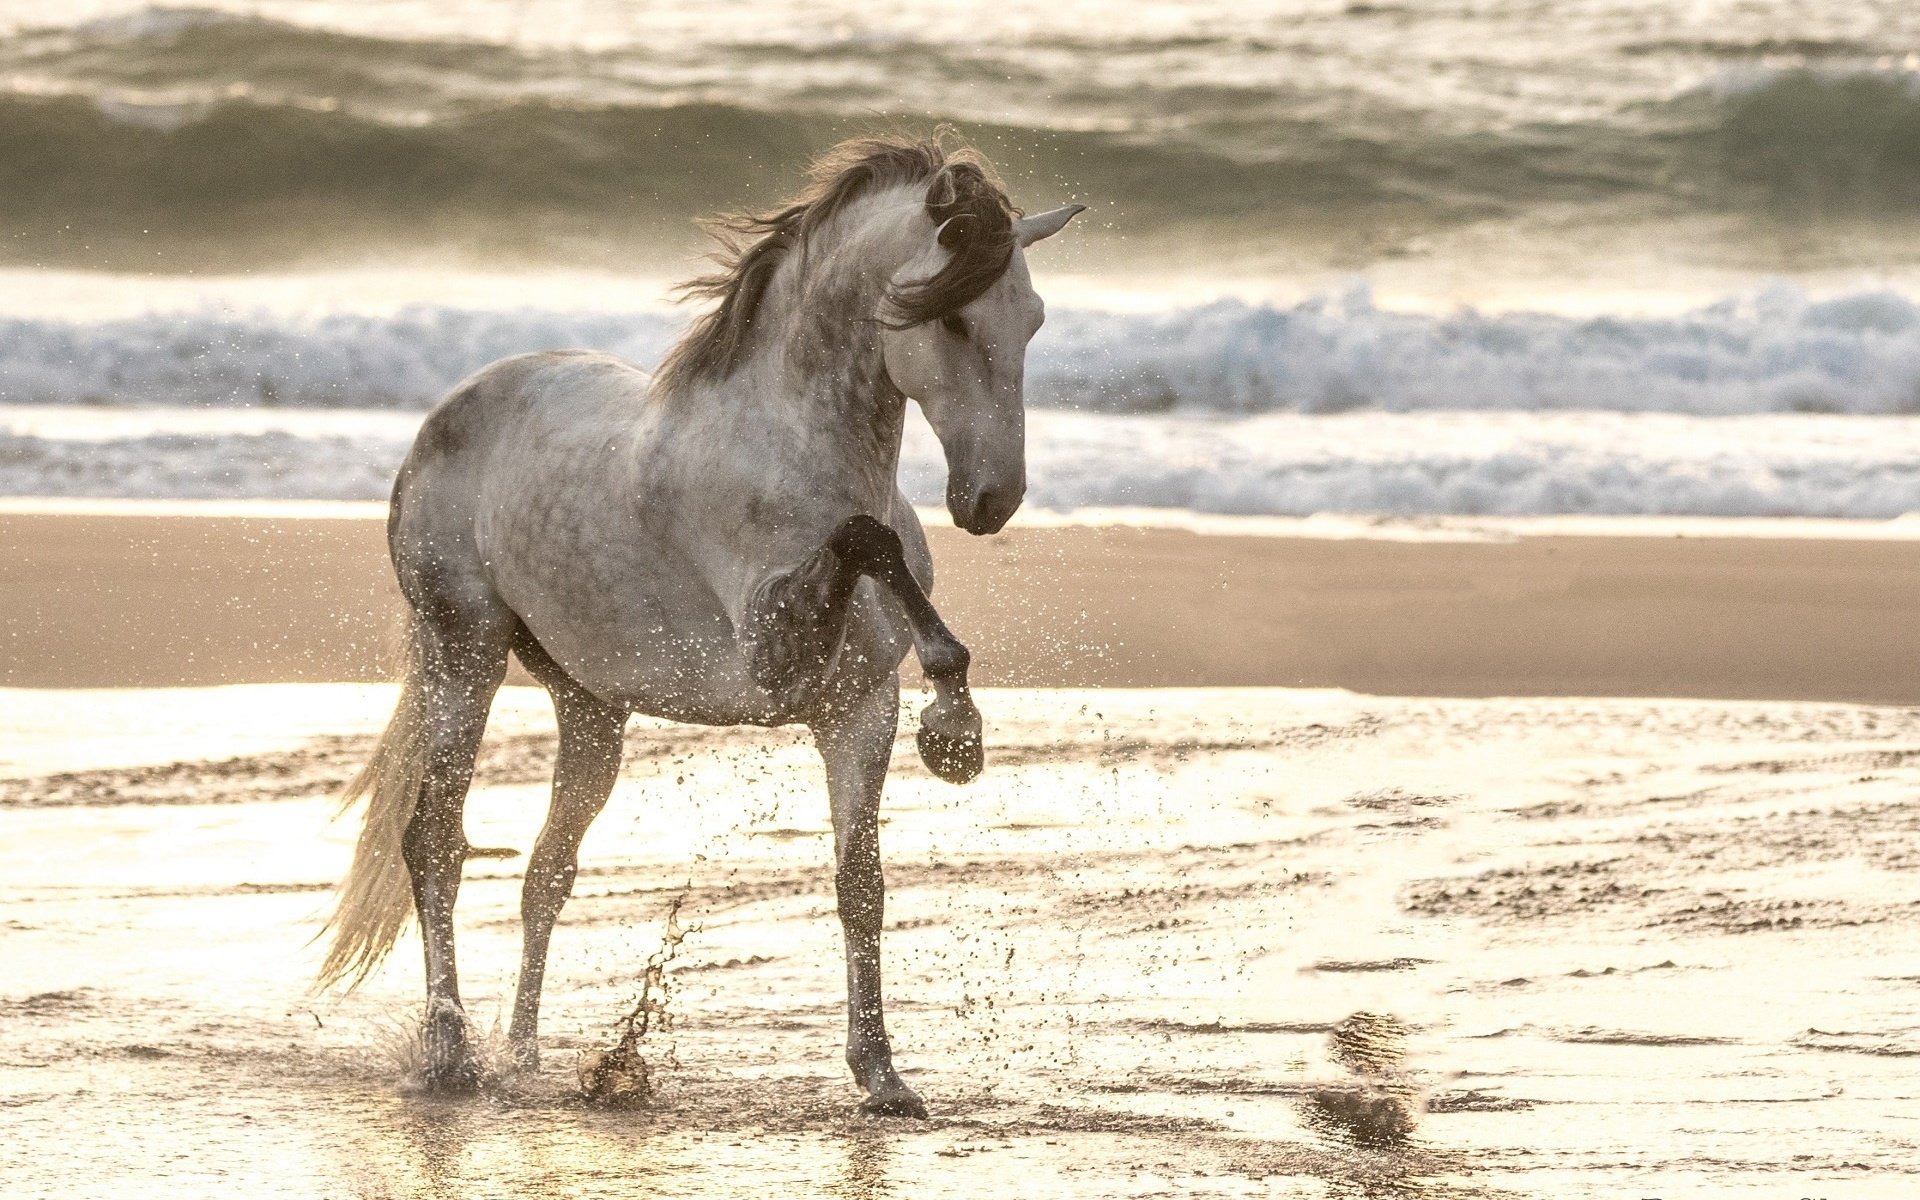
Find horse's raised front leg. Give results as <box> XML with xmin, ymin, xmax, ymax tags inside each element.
<box><xmin>827</xmin><ymin>516</ymin><xmax>982</xmax><ymax>784</ymax></box>
<box><xmin>746</xmin><ymin>515</ymin><xmax>982</xmax><ymax>783</ymax></box>
<box><xmin>404</xmin><ymin>615</ymin><xmax>509</xmax><ymax>1089</ymax></box>
<box><xmin>812</xmin><ymin>678</ymin><xmax>927</xmax><ymax>1118</ymax></box>
<box><xmin>742</xmin><ymin>525</ymin><xmax>865</xmax><ymax>710</ymax></box>
<box><xmin>507</xmin><ymin>639</ymin><xmax>626</xmax><ymax>1069</ymax></box>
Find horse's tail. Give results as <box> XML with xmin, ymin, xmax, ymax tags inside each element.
<box><xmin>316</xmin><ymin>616</ymin><xmax>428</xmax><ymax>991</ymax></box>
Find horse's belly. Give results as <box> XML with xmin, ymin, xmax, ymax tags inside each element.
<box><xmin>513</xmin><ymin>578</ymin><xmax>908</xmax><ymax>728</ymax></box>
<box><xmin>497</xmin><ymin>549</ymin><xmax>776</xmax><ymax>723</ymax></box>
<box><xmin>550</xmin><ymin>627</ymin><xmax>777</xmax><ymax>725</ymax></box>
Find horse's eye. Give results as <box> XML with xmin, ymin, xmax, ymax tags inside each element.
<box><xmin>940</xmin><ymin>313</ymin><xmax>968</xmax><ymax>338</ymax></box>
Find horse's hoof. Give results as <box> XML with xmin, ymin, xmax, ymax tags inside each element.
<box><xmin>860</xmin><ymin>1084</ymin><xmax>930</xmax><ymax>1120</ymax></box>
<box><xmin>421</xmin><ymin>1003</ymin><xmax>483</xmax><ymax>1092</ymax></box>
<box><xmin>421</xmin><ymin>1037</ymin><xmax>483</xmax><ymax>1091</ymax></box>
<box><xmin>421</xmin><ymin>1051</ymin><xmax>483</xmax><ymax>1093</ymax></box>
<box><xmin>917</xmin><ymin>721</ymin><xmax>983</xmax><ymax>784</ymax></box>
<box><xmin>917</xmin><ymin>698</ymin><xmax>983</xmax><ymax>784</ymax></box>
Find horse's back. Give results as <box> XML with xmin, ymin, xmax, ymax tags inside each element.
<box><xmin>399</xmin><ymin>349</ymin><xmax>659</xmax><ymax>503</ymax></box>
<box><xmin>410</xmin><ymin>349</ymin><xmax>647</xmax><ymax>461</ymax></box>
<box><xmin>390</xmin><ymin>350</ymin><xmax>771</xmax><ymax>715</ymax></box>
<box><xmin>388</xmin><ymin>351</ymin><xmax>651</xmax><ymax>610</ymax></box>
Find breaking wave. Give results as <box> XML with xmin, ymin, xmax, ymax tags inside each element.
<box><xmin>5</xmin><ymin>409</ymin><xmax>1919</xmax><ymax>518</ymax></box>
<box><xmin>5</xmin><ymin>286</ymin><xmax>1920</xmax><ymax>416</ymax></box>
<box><xmin>1033</xmin><ymin>287</ymin><xmax>1920</xmax><ymax>416</ymax></box>
<box><xmin>1</xmin><ymin>7</ymin><xmax>1918</xmax><ymax>265</ymax></box>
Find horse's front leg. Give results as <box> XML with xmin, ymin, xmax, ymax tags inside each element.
<box><xmin>825</xmin><ymin>516</ymin><xmax>982</xmax><ymax>784</ymax></box>
<box><xmin>741</xmin><ymin>530</ymin><xmax>865</xmax><ymax>710</ymax></box>
<box><xmin>812</xmin><ymin>677</ymin><xmax>927</xmax><ymax>1118</ymax></box>
<box><xmin>745</xmin><ymin>515</ymin><xmax>983</xmax><ymax>779</ymax></box>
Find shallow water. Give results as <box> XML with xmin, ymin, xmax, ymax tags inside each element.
<box><xmin>3</xmin><ymin>685</ymin><xmax>1917</xmax><ymax>1196</ymax></box>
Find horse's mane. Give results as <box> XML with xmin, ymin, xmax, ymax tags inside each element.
<box><xmin>654</xmin><ymin>134</ymin><xmax>1019</xmax><ymax>394</ymax></box>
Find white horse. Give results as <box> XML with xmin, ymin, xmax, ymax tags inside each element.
<box><xmin>319</xmin><ymin>136</ymin><xmax>1082</xmax><ymax>1116</ymax></box>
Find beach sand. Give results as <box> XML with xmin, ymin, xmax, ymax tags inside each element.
<box><xmin>3</xmin><ymin>503</ymin><xmax>1919</xmax><ymax>701</ymax></box>
<box><xmin>2</xmin><ymin>683</ymin><xmax>1917</xmax><ymax>1197</ymax></box>
<box><xmin>2</xmin><ymin>506</ymin><xmax>1918</xmax><ymax>1196</ymax></box>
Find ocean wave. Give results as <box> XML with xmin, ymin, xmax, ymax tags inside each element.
<box><xmin>1678</xmin><ymin>69</ymin><xmax>1920</xmax><ymax>215</ymax></box>
<box><xmin>0</xmin><ymin>427</ymin><xmax>403</xmax><ymax>500</ymax></box>
<box><xmin>1034</xmin><ymin>286</ymin><xmax>1920</xmax><ymax>415</ymax></box>
<box><xmin>1</xmin><ymin>5</ymin><xmax>1918</xmax><ymax>266</ymax></box>
<box><xmin>5</xmin><ymin>409</ymin><xmax>1917</xmax><ymax>519</ymax></box>
<box><xmin>0</xmin><ymin>307</ymin><xmax>680</xmax><ymax>407</ymax></box>
<box><xmin>992</xmin><ymin>412</ymin><xmax>1920</xmax><ymax>520</ymax></box>
<box><xmin>5</xmin><ymin>287</ymin><xmax>1920</xmax><ymax>416</ymax></box>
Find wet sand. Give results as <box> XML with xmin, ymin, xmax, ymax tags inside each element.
<box><xmin>4</xmin><ymin>505</ymin><xmax>1918</xmax><ymax>1195</ymax></box>
<box><xmin>2</xmin><ymin>502</ymin><xmax>1919</xmax><ymax>701</ymax></box>
<box><xmin>2</xmin><ymin>684</ymin><xmax>1917</xmax><ymax>1197</ymax></box>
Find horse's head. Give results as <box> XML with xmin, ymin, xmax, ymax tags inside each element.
<box><xmin>880</xmin><ymin>172</ymin><xmax>1083</xmax><ymax>536</ymax></box>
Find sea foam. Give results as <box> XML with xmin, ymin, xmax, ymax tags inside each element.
<box><xmin>4</xmin><ymin>285</ymin><xmax>1920</xmax><ymax>417</ymax></box>
<box><xmin>5</xmin><ymin>287</ymin><xmax>1919</xmax><ymax>517</ymax></box>
<box><xmin>5</xmin><ymin>407</ymin><xmax>1917</xmax><ymax>519</ymax></box>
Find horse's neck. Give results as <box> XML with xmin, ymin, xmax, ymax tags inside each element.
<box><xmin>722</xmin><ymin>221</ymin><xmax>911</xmax><ymax>510</ymax></box>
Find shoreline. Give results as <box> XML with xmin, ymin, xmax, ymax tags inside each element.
<box><xmin>4</xmin><ymin>502</ymin><xmax>1917</xmax><ymax>701</ymax></box>
<box><xmin>7</xmin><ymin>496</ymin><xmax>1920</xmax><ymax>541</ymax></box>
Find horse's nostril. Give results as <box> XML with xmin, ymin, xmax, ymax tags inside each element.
<box><xmin>967</xmin><ymin>485</ymin><xmax>1020</xmax><ymax>534</ymax></box>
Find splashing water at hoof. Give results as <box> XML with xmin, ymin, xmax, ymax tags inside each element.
<box><xmin>375</xmin><ymin>1004</ymin><xmax>516</xmax><ymax>1096</ymax></box>
<box><xmin>576</xmin><ymin>1043</ymin><xmax>652</xmax><ymax>1108</ymax></box>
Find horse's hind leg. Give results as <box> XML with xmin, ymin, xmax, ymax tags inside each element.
<box><xmin>812</xmin><ymin>678</ymin><xmax>927</xmax><ymax>1118</ymax></box>
<box><xmin>405</xmin><ymin>610</ymin><xmax>510</xmax><ymax>1088</ymax></box>
<box><xmin>507</xmin><ymin>626</ymin><xmax>626</xmax><ymax>1068</ymax></box>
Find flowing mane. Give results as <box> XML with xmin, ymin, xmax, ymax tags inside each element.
<box><xmin>654</xmin><ymin>134</ymin><xmax>1019</xmax><ymax>395</ymax></box>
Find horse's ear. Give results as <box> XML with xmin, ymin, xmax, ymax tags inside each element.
<box><xmin>1016</xmin><ymin>204</ymin><xmax>1086</xmax><ymax>246</ymax></box>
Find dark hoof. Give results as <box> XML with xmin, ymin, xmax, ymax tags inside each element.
<box><xmin>860</xmin><ymin>1085</ymin><xmax>930</xmax><ymax>1120</ymax></box>
<box><xmin>917</xmin><ymin>718</ymin><xmax>983</xmax><ymax>784</ymax></box>
<box><xmin>421</xmin><ymin>1003</ymin><xmax>483</xmax><ymax>1092</ymax></box>
<box><xmin>427</xmin><ymin>1063</ymin><xmax>483</xmax><ymax>1092</ymax></box>
<box><xmin>421</xmin><ymin>1052</ymin><xmax>483</xmax><ymax>1093</ymax></box>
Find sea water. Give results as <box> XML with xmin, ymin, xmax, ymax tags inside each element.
<box><xmin>0</xmin><ymin>0</ymin><xmax>1917</xmax><ymax>515</ymax></box>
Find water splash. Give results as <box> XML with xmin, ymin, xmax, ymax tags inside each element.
<box><xmin>1304</xmin><ymin>1012</ymin><xmax>1426</xmax><ymax>1146</ymax></box>
<box><xmin>577</xmin><ymin>886</ymin><xmax>697</xmax><ymax>1107</ymax></box>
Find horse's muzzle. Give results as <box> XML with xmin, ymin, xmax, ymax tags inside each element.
<box><xmin>950</xmin><ymin>482</ymin><xmax>1022</xmax><ymax>535</ymax></box>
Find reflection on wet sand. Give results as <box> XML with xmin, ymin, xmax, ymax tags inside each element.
<box><xmin>386</xmin><ymin>1106</ymin><xmax>472</xmax><ymax>1200</ymax></box>
<box><xmin>336</xmin><ymin>1091</ymin><xmax>919</xmax><ymax>1200</ymax></box>
<box><xmin>3</xmin><ymin>686</ymin><xmax>1918</xmax><ymax>1197</ymax></box>
<box><xmin>834</xmin><ymin>1129</ymin><xmax>895</xmax><ymax>1200</ymax></box>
